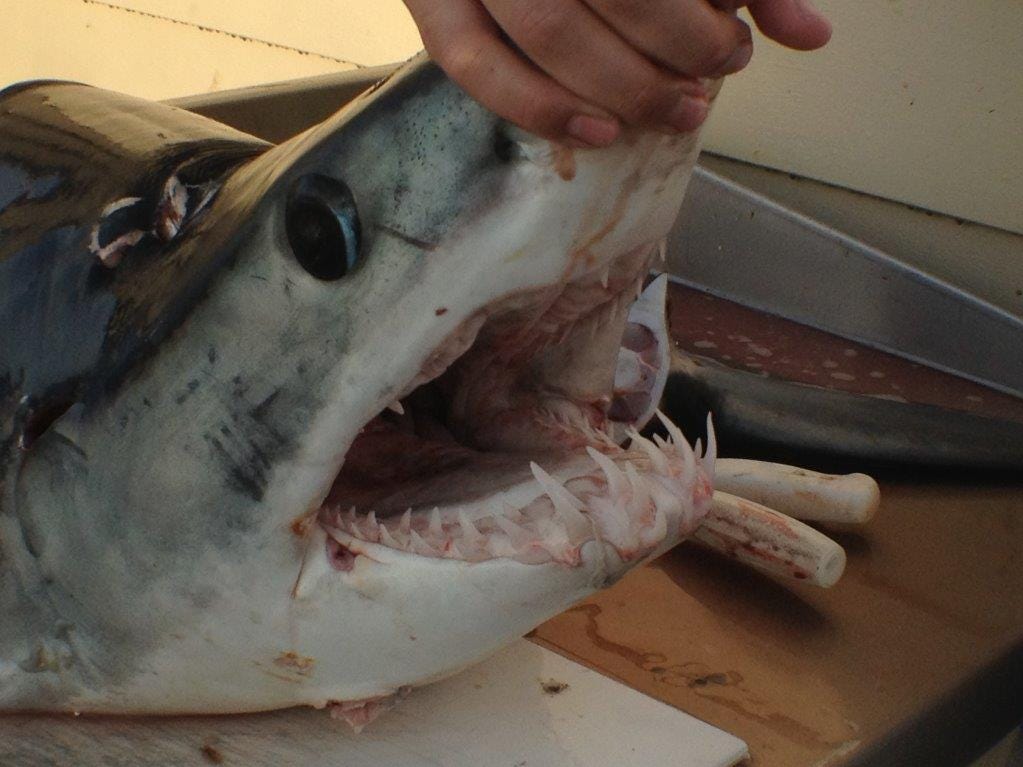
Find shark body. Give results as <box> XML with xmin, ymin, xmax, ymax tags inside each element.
<box><xmin>0</xmin><ymin>54</ymin><xmax>716</xmax><ymax>716</ymax></box>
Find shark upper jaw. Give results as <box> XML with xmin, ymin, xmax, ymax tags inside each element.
<box><xmin>315</xmin><ymin>241</ymin><xmax>715</xmax><ymax>576</ymax></box>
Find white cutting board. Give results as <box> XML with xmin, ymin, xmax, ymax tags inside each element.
<box><xmin>0</xmin><ymin>640</ymin><xmax>748</xmax><ymax>766</ymax></box>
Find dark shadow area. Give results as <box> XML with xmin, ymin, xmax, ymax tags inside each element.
<box><xmin>652</xmin><ymin>543</ymin><xmax>832</xmax><ymax>638</ymax></box>
<box><xmin>657</xmin><ymin>365</ymin><xmax>1023</xmax><ymax>480</ymax></box>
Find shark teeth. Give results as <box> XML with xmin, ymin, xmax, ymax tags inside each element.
<box><xmin>584</xmin><ymin>447</ymin><xmax>627</xmax><ymax>498</ymax></box>
<box><xmin>322</xmin><ymin>409</ymin><xmax>711</xmax><ymax>567</ymax></box>
<box><xmin>530</xmin><ymin>462</ymin><xmax>585</xmax><ymax>514</ymax></box>
<box><xmin>429</xmin><ymin>507</ymin><xmax>444</xmax><ymax>538</ymax></box>
<box><xmin>628</xmin><ymin>428</ymin><xmax>670</xmax><ymax>475</ymax></box>
<box><xmin>494</xmin><ymin>514</ymin><xmax>533</xmax><ymax>549</ymax></box>
<box><xmin>624</xmin><ymin>461</ymin><xmax>648</xmax><ymax>511</ymax></box>
<box><xmin>655</xmin><ymin>408</ymin><xmax>686</xmax><ymax>446</ymax></box>
<box><xmin>704</xmin><ymin>413</ymin><xmax>717</xmax><ymax>481</ymax></box>
<box><xmin>378</xmin><ymin>525</ymin><xmax>402</xmax><ymax>549</ymax></box>
<box><xmin>551</xmin><ymin>493</ymin><xmax>591</xmax><ymax>541</ymax></box>
<box><xmin>457</xmin><ymin>509</ymin><xmax>484</xmax><ymax>547</ymax></box>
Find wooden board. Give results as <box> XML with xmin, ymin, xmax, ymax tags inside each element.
<box><xmin>0</xmin><ymin>640</ymin><xmax>748</xmax><ymax>767</ymax></box>
<box><xmin>533</xmin><ymin>478</ymin><xmax>1023</xmax><ymax>766</ymax></box>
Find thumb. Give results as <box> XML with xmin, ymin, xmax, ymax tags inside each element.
<box><xmin>746</xmin><ymin>0</ymin><xmax>832</xmax><ymax>51</ymax></box>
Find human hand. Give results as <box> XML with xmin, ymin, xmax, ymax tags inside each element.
<box><xmin>403</xmin><ymin>0</ymin><xmax>831</xmax><ymax>147</ymax></box>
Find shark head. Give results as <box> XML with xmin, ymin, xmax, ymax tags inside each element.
<box><xmin>1</xmin><ymin>53</ymin><xmax>714</xmax><ymax>715</ymax></box>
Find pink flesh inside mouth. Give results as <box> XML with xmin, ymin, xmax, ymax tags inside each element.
<box><xmin>318</xmin><ymin>245</ymin><xmax>715</xmax><ymax>568</ymax></box>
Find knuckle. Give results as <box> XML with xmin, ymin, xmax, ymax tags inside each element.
<box><xmin>513</xmin><ymin>5</ymin><xmax>570</xmax><ymax>48</ymax></box>
<box><xmin>619</xmin><ymin>80</ymin><xmax>674</xmax><ymax>124</ymax></box>
<box><xmin>516</xmin><ymin>105</ymin><xmax>557</xmax><ymax>137</ymax></box>
<box><xmin>601</xmin><ymin>0</ymin><xmax>649</xmax><ymax>18</ymax></box>
<box><xmin>436</xmin><ymin>38</ymin><xmax>489</xmax><ymax>82</ymax></box>
<box><xmin>505</xmin><ymin>89</ymin><xmax>565</xmax><ymax>138</ymax></box>
<box><xmin>513</xmin><ymin>96</ymin><xmax>547</xmax><ymax>128</ymax></box>
<box><xmin>689</xmin><ymin>32</ymin><xmax>736</xmax><ymax>75</ymax></box>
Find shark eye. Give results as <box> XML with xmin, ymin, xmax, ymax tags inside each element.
<box><xmin>285</xmin><ymin>174</ymin><xmax>361</xmax><ymax>281</ymax></box>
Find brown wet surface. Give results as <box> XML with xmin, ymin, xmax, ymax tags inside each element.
<box><xmin>666</xmin><ymin>283</ymin><xmax>1023</xmax><ymax>424</ymax></box>
<box><xmin>534</xmin><ymin>282</ymin><xmax>1023</xmax><ymax>763</ymax></box>
<box><xmin>533</xmin><ymin>282</ymin><xmax>1023</xmax><ymax>766</ymax></box>
<box><xmin>533</xmin><ymin>479</ymin><xmax>1023</xmax><ymax>765</ymax></box>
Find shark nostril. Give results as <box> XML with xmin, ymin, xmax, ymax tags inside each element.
<box><xmin>285</xmin><ymin>174</ymin><xmax>361</xmax><ymax>281</ymax></box>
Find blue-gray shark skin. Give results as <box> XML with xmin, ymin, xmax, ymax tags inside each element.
<box><xmin>0</xmin><ymin>53</ymin><xmax>715</xmax><ymax>716</ymax></box>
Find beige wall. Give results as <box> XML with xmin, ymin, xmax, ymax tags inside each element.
<box><xmin>3</xmin><ymin>0</ymin><xmax>1021</xmax><ymax>234</ymax></box>
<box><xmin>704</xmin><ymin>0</ymin><xmax>1023</xmax><ymax>237</ymax></box>
<box><xmin>2</xmin><ymin>0</ymin><xmax>368</xmax><ymax>99</ymax></box>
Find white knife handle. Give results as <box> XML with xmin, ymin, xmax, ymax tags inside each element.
<box><xmin>694</xmin><ymin>491</ymin><xmax>847</xmax><ymax>588</ymax></box>
<box><xmin>714</xmin><ymin>459</ymin><xmax>880</xmax><ymax>525</ymax></box>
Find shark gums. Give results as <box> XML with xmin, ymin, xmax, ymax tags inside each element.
<box><xmin>0</xmin><ymin>53</ymin><xmax>870</xmax><ymax>725</ymax></box>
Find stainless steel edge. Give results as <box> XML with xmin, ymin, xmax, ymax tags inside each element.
<box><xmin>669</xmin><ymin>167</ymin><xmax>1023</xmax><ymax>398</ymax></box>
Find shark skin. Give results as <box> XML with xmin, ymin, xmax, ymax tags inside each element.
<box><xmin>0</xmin><ymin>53</ymin><xmax>723</xmax><ymax>718</ymax></box>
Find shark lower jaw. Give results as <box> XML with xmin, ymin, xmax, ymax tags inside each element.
<box><xmin>317</xmin><ymin>242</ymin><xmax>715</xmax><ymax>570</ymax></box>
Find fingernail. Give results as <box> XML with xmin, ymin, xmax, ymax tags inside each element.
<box><xmin>719</xmin><ymin>40</ymin><xmax>753</xmax><ymax>74</ymax></box>
<box><xmin>793</xmin><ymin>0</ymin><xmax>830</xmax><ymax>24</ymax></box>
<box><xmin>665</xmin><ymin>96</ymin><xmax>708</xmax><ymax>133</ymax></box>
<box><xmin>566</xmin><ymin>114</ymin><xmax>620</xmax><ymax>147</ymax></box>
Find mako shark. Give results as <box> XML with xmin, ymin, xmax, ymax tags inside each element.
<box><xmin>0</xmin><ymin>53</ymin><xmax>876</xmax><ymax>724</ymax></box>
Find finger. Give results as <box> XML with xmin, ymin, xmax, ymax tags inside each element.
<box><xmin>747</xmin><ymin>0</ymin><xmax>832</xmax><ymax>50</ymax></box>
<box><xmin>404</xmin><ymin>0</ymin><xmax>621</xmax><ymax>146</ymax></box>
<box><xmin>583</xmin><ymin>0</ymin><xmax>754</xmax><ymax>77</ymax></box>
<box><xmin>481</xmin><ymin>0</ymin><xmax>710</xmax><ymax>132</ymax></box>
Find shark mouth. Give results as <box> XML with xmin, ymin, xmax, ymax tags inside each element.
<box><xmin>319</xmin><ymin>244</ymin><xmax>714</xmax><ymax>568</ymax></box>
